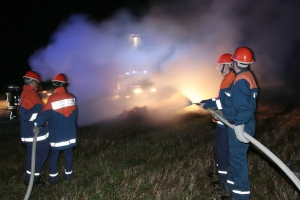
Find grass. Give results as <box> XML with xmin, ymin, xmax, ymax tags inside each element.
<box><xmin>0</xmin><ymin>103</ymin><xmax>300</xmax><ymax>199</ymax></box>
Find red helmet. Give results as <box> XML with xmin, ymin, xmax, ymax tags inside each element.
<box><xmin>217</xmin><ymin>53</ymin><xmax>232</xmax><ymax>64</ymax></box>
<box><xmin>232</xmin><ymin>47</ymin><xmax>254</xmax><ymax>64</ymax></box>
<box><xmin>52</xmin><ymin>74</ymin><xmax>68</xmax><ymax>83</ymax></box>
<box><xmin>23</xmin><ymin>71</ymin><xmax>40</xmax><ymax>82</ymax></box>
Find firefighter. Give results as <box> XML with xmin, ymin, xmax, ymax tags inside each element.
<box><xmin>19</xmin><ymin>71</ymin><xmax>49</xmax><ymax>186</ymax></box>
<box><xmin>34</xmin><ymin>73</ymin><xmax>78</xmax><ymax>183</ymax></box>
<box><xmin>199</xmin><ymin>53</ymin><xmax>235</xmax><ymax>192</ymax></box>
<box><xmin>220</xmin><ymin>47</ymin><xmax>258</xmax><ymax>200</ymax></box>
<box><xmin>6</xmin><ymin>85</ymin><xmax>20</xmax><ymax>120</ymax></box>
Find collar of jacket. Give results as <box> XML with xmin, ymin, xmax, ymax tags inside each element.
<box><xmin>54</xmin><ymin>86</ymin><xmax>66</xmax><ymax>94</ymax></box>
<box><xmin>23</xmin><ymin>84</ymin><xmax>38</xmax><ymax>93</ymax></box>
<box><xmin>225</xmin><ymin>71</ymin><xmax>235</xmax><ymax>77</ymax></box>
<box><xmin>236</xmin><ymin>68</ymin><xmax>249</xmax><ymax>76</ymax></box>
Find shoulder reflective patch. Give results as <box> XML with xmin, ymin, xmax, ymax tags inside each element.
<box><xmin>29</xmin><ymin>113</ymin><xmax>38</xmax><ymax>121</ymax></box>
<box><xmin>225</xmin><ymin>92</ymin><xmax>231</xmax><ymax>97</ymax></box>
<box><xmin>51</xmin><ymin>98</ymin><xmax>76</xmax><ymax>110</ymax></box>
<box><xmin>253</xmin><ymin>92</ymin><xmax>258</xmax><ymax>98</ymax></box>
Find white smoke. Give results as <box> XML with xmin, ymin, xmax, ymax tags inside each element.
<box><xmin>29</xmin><ymin>0</ymin><xmax>300</xmax><ymax>126</ymax></box>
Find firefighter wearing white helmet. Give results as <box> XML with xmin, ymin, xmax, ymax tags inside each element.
<box><xmin>19</xmin><ymin>70</ymin><xmax>49</xmax><ymax>186</ymax></box>
<box><xmin>198</xmin><ymin>53</ymin><xmax>235</xmax><ymax>194</ymax></box>
<box><xmin>34</xmin><ymin>73</ymin><xmax>77</xmax><ymax>183</ymax></box>
<box><xmin>221</xmin><ymin>47</ymin><xmax>259</xmax><ymax>200</ymax></box>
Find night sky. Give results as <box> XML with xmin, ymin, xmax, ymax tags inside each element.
<box><xmin>2</xmin><ymin>0</ymin><xmax>300</xmax><ymax>109</ymax></box>
<box><xmin>1</xmin><ymin>1</ymin><xmax>150</xmax><ymax>93</ymax></box>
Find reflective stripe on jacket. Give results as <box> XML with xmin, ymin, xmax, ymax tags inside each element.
<box><xmin>19</xmin><ymin>85</ymin><xmax>48</xmax><ymax>142</ymax></box>
<box><xmin>204</xmin><ymin>71</ymin><xmax>235</xmax><ymax>127</ymax></box>
<box><xmin>35</xmin><ymin>87</ymin><xmax>78</xmax><ymax>150</ymax></box>
<box><xmin>223</xmin><ymin>69</ymin><xmax>258</xmax><ymax>124</ymax></box>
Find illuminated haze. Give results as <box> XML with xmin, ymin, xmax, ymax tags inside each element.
<box><xmin>29</xmin><ymin>0</ymin><xmax>300</xmax><ymax>126</ymax></box>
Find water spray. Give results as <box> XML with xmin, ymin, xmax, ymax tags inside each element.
<box><xmin>206</xmin><ymin>107</ymin><xmax>300</xmax><ymax>190</ymax></box>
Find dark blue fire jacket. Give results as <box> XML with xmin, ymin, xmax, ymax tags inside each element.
<box><xmin>35</xmin><ymin>87</ymin><xmax>78</xmax><ymax>150</ymax></box>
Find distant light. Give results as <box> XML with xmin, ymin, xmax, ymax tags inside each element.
<box><xmin>134</xmin><ymin>88</ymin><xmax>142</xmax><ymax>93</ymax></box>
<box><xmin>150</xmin><ymin>88</ymin><xmax>156</xmax><ymax>92</ymax></box>
<box><xmin>42</xmin><ymin>90</ymin><xmax>47</xmax><ymax>93</ymax></box>
<box><xmin>129</xmin><ymin>34</ymin><xmax>140</xmax><ymax>48</ymax></box>
<box><xmin>47</xmin><ymin>93</ymin><xmax>52</xmax><ymax>96</ymax></box>
<box><xmin>144</xmin><ymin>70</ymin><xmax>147</xmax><ymax>74</ymax></box>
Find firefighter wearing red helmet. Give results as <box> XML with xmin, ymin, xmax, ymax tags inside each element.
<box><xmin>198</xmin><ymin>53</ymin><xmax>235</xmax><ymax>193</ymax></box>
<box><xmin>19</xmin><ymin>70</ymin><xmax>49</xmax><ymax>186</ymax></box>
<box><xmin>52</xmin><ymin>73</ymin><xmax>69</xmax><ymax>85</ymax></box>
<box><xmin>34</xmin><ymin>73</ymin><xmax>77</xmax><ymax>183</ymax></box>
<box><xmin>23</xmin><ymin>71</ymin><xmax>41</xmax><ymax>83</ymax></box>
<box><xmin>221</xmin><ymin>47</ymin><xmax>258</xmax><ymax>200</ymax></box>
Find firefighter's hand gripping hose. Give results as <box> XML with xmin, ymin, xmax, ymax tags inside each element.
<box><xmin>23</xmin><ymin>127</ymin><xmax>41</xmax><ymax>200</ymax></box>
<box><xmin>207</xmin><ymin>108</ymin><xmax>300</xmax><ymax>190</ymax></box>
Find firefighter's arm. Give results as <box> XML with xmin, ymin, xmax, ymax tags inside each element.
<box><xmin>34</xmin><ymin>109</ymin><xmax>51</xmax><ymax>127</ymax></box>
<box><xmin>199</xmin><ymin>98</ymin><xmax>219</xmax><ymax>109</ymax></box>
<box><xmin>19</xmin><ymin>106</ymin><xmax>40</xmax><ymax>122</ymax></box>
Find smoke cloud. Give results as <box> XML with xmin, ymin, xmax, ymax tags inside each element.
<box><xmin>29</xmin><ymin>0</ymin><xmax>300</xmax><ymax>126</ymax></box>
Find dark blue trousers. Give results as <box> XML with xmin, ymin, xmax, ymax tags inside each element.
<box><xmin>24</xmin><ymin>139</ymin><xmax>49</xmax><ymax>182</ymax></box>
<box><xmin>49</xmin><ymin>147</ymin><xmax>73</xmax><ymax>182</ymax></box>
<box><xmin>226</xmin><ymin>119</ymin><xmax>256</xmax><ymax>200</ymax></box>
<box><xmin>214</xmin><ymin>125</ymin><xmax>229</xmax><ymax>183</ymax></box>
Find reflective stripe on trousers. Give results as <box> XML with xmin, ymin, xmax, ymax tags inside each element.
<box><xmin>21</xmin><ymin>132</ymin><xmax>49</xmax><ymax>142</ymax></box>
<box><xmin>50</xmin><ymin>138</ymin><xmax>76</xmax><ymax>147</ymax></box>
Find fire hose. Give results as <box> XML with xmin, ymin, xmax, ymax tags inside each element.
<box><xmin>23</xmin><ymin>128</ymin><xmax>39</xmax><ymax>200</ymax></box>
<box><xmin>206</xmin><ymin>108</ymin><xmax>300</xmax><ymax>190</ymax></box>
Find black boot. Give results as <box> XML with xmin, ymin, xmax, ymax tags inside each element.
<box><xmin>211</xmin><ymin>180</ymin><xmax>224</xmax><ymax>189</ymax></box>
<box><xmin>221</xmin><ymin>193</ymin><xmax>233</xmax><ymax>200</ymax></box>
<box><xmin>215</xmin><ymin>183</ymin><xmax>228</xmax><ymax>196</ymax></box>
<box><xmin>24</xmin><ymin>177</ymin><xmax>45</xmax><ymax>187</ymax></box>
<box><xmin>207</xmin><ymin>172</ymin><xmax>217</xmax><ymax>179</ymax></box>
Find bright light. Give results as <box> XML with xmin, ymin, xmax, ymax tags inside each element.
<box><xmin>150</xmin><ymin>88</ymin><xmax>156</xmax><ymax>92</ymax></box>
<box><xmin>134</xmin><ymin>88</ymin><xmax>142</xmax><ymax>93</ymax></box>
<box><xmin>47</xmin><ymin>93</ymin><xmax>52</xmax><ymax>96</ymax></box>
<box><xmin>129</xmin><ymin>34</ymin><xmax>140</xmax><ymax>48</ymax></box>
<box><xmin>180</xmin><ymin>87</ymin><xmax>205</xmax><ymax>104</ymax></box>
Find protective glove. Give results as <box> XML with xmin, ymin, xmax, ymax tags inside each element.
<box><xmin>33</xmin><ymin>127</ymin><xmax>42</xmax><ymax>135</ymax></box>
<box><xmin>234</xmin><ymin>124</ymin><xmax>249</xmax><ymax>143</ymax></box>
<box><xmin>199</xmin><ymin>100</ymin><xmax>209</xmax><ymax>108</ymax></box>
